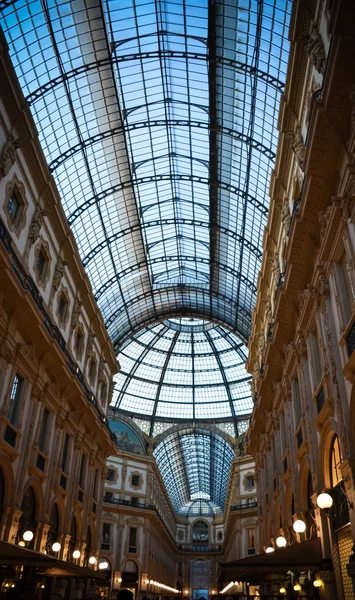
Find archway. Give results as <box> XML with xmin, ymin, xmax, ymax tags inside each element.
<box><xmin>192</xmin><ymin>520</ymin><xmax>209</xmax><ymax>545</ymax></box>
<box><xmin>47</xmin><ymin>503</ymin><xmax>60</xmax><ymax>556</ymax></box>
<box><xmin>17</xmin><ymin>487</ymin><xmax>37</xmax><ymax>549</ymax></box>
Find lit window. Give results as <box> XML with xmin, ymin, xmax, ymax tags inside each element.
<box><xmin>330</xmin><ymin>435</ymin><xmax>343</xmax><ymax>488</ymax></box>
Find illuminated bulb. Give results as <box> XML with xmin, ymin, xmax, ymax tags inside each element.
<box><xmin>279</xmin><ymin>587</ymin><xmax>286</xmax><ymax>595</ymax></box>
<box><xmin>41</xmin><ymin>585</ymin><xmax>45</xmax><ymax>589</ymax></box>
<box><xmin>23</xmin><ymin>530</ymin><xmax>34</xmax><ymax>542</ymax></box>
<box><xmin>276</xmin><ymin>536</ymin><xmax>287</xmax><ymax>548</ymax></box>
<box><xmin>118</xmin><ymin>578</ymin><xmax>122</xmax><ymax>583</ymax></box>
<box><xmin>150</xmin><ymin>580</ymin><xmax>154</xmax><ymax>584</ymax></box>
<box><xmin>89</xmin><ymin>556</ymin><xmax>96</xmax><ymax>565</ymax></box>
<box><xmin>234</xmin><ymin>582</ymin><xmax>239</xmax><ymax>586</ymax></box>
<box><xmin>265</xmin><ymin>546</ymin><xmax>274</xmax><ymax>553</ymax></box>
<box><xmin>73</xmin><ymin>550</ymin><xmax>80</xmax><ymax>559</ymax></box>
<box><xmin>11</xmin><ymin>585</ymin><xmax>15</xmax><ymax>588</ymax></box>
<box><xmin>98</xmin><ymin>561</ymin><xmax>108</xmax><ymax>570</ymax></box>
<box><xmin>52</xmin><ymin>542</ymin><xmax>61</xmax><ymax>552</ymax></box>
<box><xmin>293</xmin><ymin>519</ymin><xmax>306</xmax><ymax>533</ymax></box>
<box><xmin>4</xmin><ymin>584</ymin><xmax>8</xmax><ymax>588</ymax></box>
<box><xmin>18</xmin><ymin>541</ymin><xmax>25</xmax><ymax>547</ymax></box>
<box><xmin>313</xmin><ymin>579</ymin><xmax>322</xmax><ymax>588</ymax></box>
<box><xmin>317</xmin><ymin>492</ymin><xmax>333</xmax><ymax>510</ymax></box>
<box><xmin>293</xmin><ymin>583</ymin><xmax>301</xmax><ymax>592</ymax></box>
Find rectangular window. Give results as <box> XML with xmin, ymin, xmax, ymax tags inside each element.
<box><xmin>38</xmin><ymin>408</ymin><xmax>50</xmax><ymax>453</ymax></box>
<box><xmin>247</xmin><ymin>528</ymin><xmax>255</xmax><ymax>548</ymax></box>
<box><xmin>79</xmin><ymin>454</ymin><xmax>86</xmax><ymax>488</ymax></box>
<box><xmin>337</xmin><ymin>252</ymin><xmax>355</xmax><ymax>325</ymax></box>
<box><xmin>291</xmin><ymin>378</ymin><xmax>302</xmax><ymax>430</ymax></box>
<box><xmin>128</xmin><ymin>527</ymin><xmax>137</xmax><ymax>552</ymax></box>
<box><xmin>8</xmin><ymin>374</ymin><xmax>24</xmax><ymax>427</ymax></box>
<box><xmin>61</xmin><ymin>433</ymin><xmax>70</xmax><ymax>473</ymax></box>
<box><xmin>36</xmin><ymin>250</ymin><xmax>47</xmax><ymax>278</ymax></box>
<box><xmin>106</xmin><ymin>469</ymin><xmax>115</xmax><ymax>481</ymax></box>
<box><xmin>102</xmin><ymin>523</ymin><xmax>110</xmax><ymax>545</ymax></box>
<box><xmin>280</xmin><ymin>411</ymin><xmax>287</xmax><ymax>454</ymax></box>
<box><xmin>246</xmin><ymin>475</ymin><xmax>254</xmax><ymax>489</ymax></box>
<box><xmin>309</xmin><ymin>331</ymin><xmax>322</xmax><ymax>388</ymax></box>
<box><xmin>132</xmin><ymin>474</ymin><xmax>140</xmax><ymax>487</ymax></box>
<box><xmin>93</xmin><ymin>469</ymin><xmax>98</xmax><ymax>501</ymax></box>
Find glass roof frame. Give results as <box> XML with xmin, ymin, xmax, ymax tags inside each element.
<box><xmin>153</xmin><ymin>427</ymin><xmax>235</xmax><ymax>514</ymax></box>
<box><xmin>0</xmin><ymin>0</ymin><xmax>291</xmax><ymax>348</ymax></box>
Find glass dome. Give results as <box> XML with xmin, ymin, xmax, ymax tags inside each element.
<box><xmin>111</xmin><ymin>319</ymin><xmax>252</xmax><ymax>426</ymax></box>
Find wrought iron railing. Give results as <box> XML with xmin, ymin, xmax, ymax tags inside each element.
<box><xmin>177</xmin><ymin>543</ymin><xmax>222</xmax><ymax>553</ymax></box>
<box><xmin>230</xmin><ymin>501</ymin><xmax>257</xmax><ymax>512</ymax></box>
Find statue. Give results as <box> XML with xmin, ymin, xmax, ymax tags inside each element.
<box><xmin>70</xmin><ymin>297</ymin><xmax>82</xmax><ymax>331</ymax></box>
<box><xmin>305</xmin><ymin>30</ymin><xmax>326</xmax><ymax>74</ymax></box>
<box><xmin>291</xmin><ymin>131</ymin><xmax>306</xmax><ymax>168</ymax></box>
<box><xmin>52</xmin><ymin>257</ymin><xmax>68</xmax><ymax>293</ymax></box>
<box><xmin>27</xmin><ymin>206</ymin><xmax>48</xmax><ymax>248</ymax></box>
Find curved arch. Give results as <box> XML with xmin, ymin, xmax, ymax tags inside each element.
<box><xmin>109</xmin><ymin>413</ymin><xmax>147</xmax><ymax>455</ymax></box>
<box><xmin>152</xmin><ymin>423</ymin><xmax>235</xmax><ymax>448</ymax></box>
<box><xmin>120</xmin><ymin>557</ymin><xmax>140</xmax><ymax>573</ymax></box>
<box><xmin>83</xmin><ymin>219</ymin><xmax>262</xmax><ymax>270</ymax></box>
<box><xmin>86</xmin><ymin>519</ymin><xmax>96</xmax><ymax>549</ymax></box>
<box><xmin>0</xmin><ymin>455</ymin><xmax>15</xmax><ymax>508</ymax></box>
<box><xmin>297</xmin><ymin>456</ymin><xmax>313</xmax><ymax>512</ymax></box>
<box><xmin>21</xmin><ymin>477</ymin><xmax>45</xmax><ymax>523</ymax></box>
<box><xmin>68</xmin><ymin>177</ymin><xmax>267</xmax><ymax>227</ymax></box>
<box><xmin>69</xmin><ymin>508</ymin><xmax>83</xmax><ymax>542</ymax></box>
<box><xmin>191</xmin><ymin>519</ymin><xmax>209</xmax><ymax>544</ymax></box>
<box><xmin>317</xmin><ymin>419</ymin><xmax>341</xmax><ymax>490</ymax></box>
<box><xmin>282</xmin><ymin>484</ymin><xmax>294</xmax><ymax>529</ymax></box>
<box><xmin>26</xmin><ymin>49</ymin><xmax>284</xmax><ymax>107</ymax></box>
<box><xmin>48</xmin><ymin>495</ymin><xmax>66</xmax><ymax>533</ymax></box>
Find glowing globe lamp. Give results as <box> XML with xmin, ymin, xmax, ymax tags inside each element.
<box><xmin>89</xmin><ymin>556</ymin><xmax>96</xmax><ymax>565</ymax></box>
<box><xmin>279</xmin><ymin>587</ymin><xmax>286</xmax><ymax>594</ymax></box>
<box><xmin>293</xmin><ymin>519</ymin><xmax>306</xmax><ymax>533</ymax></box>
<box><xmin>265</xmin><ymin>546</ymin><xmax>274</xmax><ymax>553</ymax></box>
<box><xmin>317</xmin><ymin>492</ymin><xmax>333</xmax><ymax>510</ymax></box>
<box><xmin>52</xmin><ymin>542</ymin><xmax>61</xmax><ymax>552</ymax></box>
<box><xmin>72</xmin><ymin>550</ymin><xmax>80</xmax><ymax>559</ymax></box>
<box><xmin>293</xmin><ymin>583</ymin><xmax>301</xmax><ymax>592</ymax></box>
<box><xmin>313</xmin><ymin>579</ymin><xmax>322</xmax><ymax>588</ymax></box>
<box><xmin>99</xmin><ymin>561</ymin><xmax>108</xmax><ymax>570</ymax></box>
<box><xmin>276</xmin><ymin>536</ymin><xmax>287</xmax><ymax>548</ymax></box>
<box><xmin>23</xmin><ymin>530</ymin><xmax>34</xmax><ymax>541</ymax></box>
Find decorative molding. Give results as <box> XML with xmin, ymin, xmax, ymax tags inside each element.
<box><xmin>305</xmin><ymin>30</ymin><xmax>326</xmax><ymax>74</ymax></box>
<box><xmin>26</xmin><ymin>206</ymin><xmax>49</xmax><ymax>254</ymax></box>
<box><xmin>3</xmin><ymin>175</ymin><xmax>27</xmax><ymax>237</ymax></box>
<box><xmin>0</xmin><ymin>134</ymin><xmax>21</xmax><ymax>180</ymax></box>
<box><xmin>33</xmin><ymin>237</ymin><xmax>51</xmax><ymax>290</ymax></box>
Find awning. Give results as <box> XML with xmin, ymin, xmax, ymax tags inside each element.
<box><xmin>0</xmin><ymin>541</ymin><xmax>107</xmax><ymax>579</ymax></box>
<box><xmin>220</xmin><ymin>538</ymin><xmax>326</xmax><ymax>585</ymax></box>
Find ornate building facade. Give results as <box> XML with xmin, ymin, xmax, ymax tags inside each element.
<box><xmin>246</xmin><ymin>0</ymin><xmax>355</xmax><ymax>598</ymax></box>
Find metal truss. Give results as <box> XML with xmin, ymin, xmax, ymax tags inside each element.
<box><xmin>24</xmin><ymin>49</ymin><xmax>285</xmax><ymax>106</ymax></box>
<box><xmin>47</xmin><ymin>119</ymin><xmax>275</xmax><ymax>172</ymax></box>
<box><xmin>68</xmin><ymin>176</ymin><xmax>268</xmax><ymax>227</ymax></box>
<box><xmin>83</xmin><ymin>217</ymin><xmax>262</xmax><ymax>270</ymax></box>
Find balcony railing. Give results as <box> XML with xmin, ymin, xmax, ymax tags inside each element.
<box><xmin>230</xmin><ymin>501</ymin><xmax>257</xmax><ymax>512</ymax></box>
<box><xmin>177</xmin><ymin>544</ymin><xmax>222</xmax><ymax>553</ymax></box>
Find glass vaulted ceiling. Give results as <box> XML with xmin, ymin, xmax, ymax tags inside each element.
<box><xmin>153</xmin><ymin>428</ymin><xmax>235</xmax><ymax>514</ymax></box>
<box><xmin>112</xmin><ymin>319</ymin><xmax>252</xmax><ymax>434</ymax></box>
<box><xmin>0</xmin><ymin>0</ymin><xmax>291</xmax><ymax>347</ymax></box>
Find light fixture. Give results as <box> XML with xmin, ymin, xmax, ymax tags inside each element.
<box><xmin>51</xmin><ymin>542</ymin><xmax>61</xmax><ymax>552</ymax></box>
<box><xmin>313</xmin><ymin>578</ymin><xmax>322</xmax><ymax>588</ymax></box>
<box><xmin>150</xmin><ymin>580</ymin><xmax>154</xmax><ymax>584</ymax></box>
<box><xmin>41</xmin><ymin>584</ymin><xmax>45</xmax><ymax>589</ymax></box>
<box><xmin>234</xmin><ymin>582</ymin><xmax>239</xmax><ymax>586</ymax></box>
<box><xmin>265</xmin><ymin>546</ymin><xmax>274</xmax><ymax>553</ymax></box>
<box><xmin>145</xmin><ymin>579</ymin><xmax>149</xmax><ymax>584</ymax></box>
<box><xmin>293</xmin><ymin>519</ymin><xmax>306</xmax><ymax>533</ymax></box>
<box><xmin>23</xmin><ymin>530</ymin><xmax>34</xmax><ymax>541</ymax></box>
<box><xmin>118</xmin><ymin>578</ymin><xmax>122</xmax><ymax>583</ymax></box>
<box><xmin>293</xmin><ymin>583</ymin><xmax>301</xmax><ymax>592</ymax></box>
<box><xmin>18</xmin><ymin>541</ymin><xmax>25</xmax><ymax>547</ymax></box>
<box><xmin>89</xmin><ymin>556</ymin><xmax>96</xmax><ymax>565</ymax></box>
<box><xmin>276</xmin><ymin>536</ymin><xmax>287</xmax><ymax>548</ymax></box>
<box><xmin>316</xmin><ymin>492</ymin><xmax>333</xmax><ymax>510</ymax></box>
<box><xmin>98</xmin><ymin>561</ymin><xmax>109</xmax><ymax>570</ymax></box>
<box><xmin>73</xmin><ymin>550</ymin><xmax>81</xmax><ymax>559</ymax></box>
<box><xmin>279</xmin><ymin>587</ymin><xmax>286</xmax><ymax>594</ymax></box>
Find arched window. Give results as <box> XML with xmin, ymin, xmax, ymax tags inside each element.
<box><xmin>47</xmin><ymin>503</ymin><xmax>60</xmax><ymax>555</ymax></box>
<box><xmin>330</xmin><ymin>435</ymin><xmax>343</xmax><ymax>488</ymax></box>
<box><xmin>18</xmin><ymin>487</ymin><xmax>36</xmax><ymax>548</ymax></box>
<box><xmin>192</xmin><ymin>520</ymin><xmax>209</xmax><ymax>544</ymax></box>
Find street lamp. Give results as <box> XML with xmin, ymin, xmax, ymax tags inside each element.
<box><xmin>276</xmin><ymin>536</ymin><xmax>287</xmax><ymax>548</ymax></box>
<box><xmin>265</xmin><ymin>546</ymin><xmax>274</xmax><ymax>553</ymax></box>
<box><xmin>316</xmin><ymin>492</ymin><xmax>333</xmax><ymax>510</ymax></box>
<box><xmin>293</xmin><ymin>519</ymin><xmax>306</xmax><ymax>533</ymax></box>
<box><xmin>23</xmin><ymin>530</ymin><xmax>34</xmax><ymax>542</ymax></box>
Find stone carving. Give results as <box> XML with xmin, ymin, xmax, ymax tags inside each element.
<box><xmin>19</xmin><ymin>343</ymin><xmax>38</xmax><ymax>369</ymax></box>
<box><xmin>52</xmin><ymin>257</ymin><xmax>68</xmax><ymax>294</ymax></box>
<box><xmin>4</xmin><ymin>176</ymin><xmax>27</xmax><ymax>236</ymax></box>
<box><xmin>85</xmin><ymin>331</ymin><xmax>96</xmax><ymax>361</ymax></box>
<box><xmin>70</xmin><ymin>297</ymin><xmax>82</xmax><ymax>332</ymax></box>
<box><xmin>305</xmin><ymin>30</ymin><xmax>326</xmax><ymax>74</ymax></box>
<box><xmin>27</xmin><ymin>206</ymin><xmax>49</xmax><ymax>250</ymax></box>
<box><xmin>258</xmin><ymin>331</ymin><xmax>266</xmax><ymax>369</ymax></box>
<box><xmin>289</xmin><ymin>130</ymin><xmax>306</xmax><ymax>168</ymax></box>
<box><xmin>0</xmin><ymin>134</ymin><xmax>21</xmax><ymax>180</ymax></box>
<box><xmin>97</xmin><ymin>357</ymin><xmax>107</xmax><ymax>385</ymax></box>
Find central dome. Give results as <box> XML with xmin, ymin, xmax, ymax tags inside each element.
<box><xmin>111</xmin><ymin>319</ymin><xmax>252</xmax><ymax>429</ymax></box>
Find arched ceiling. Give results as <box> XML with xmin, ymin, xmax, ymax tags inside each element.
<box><xmin>153</xmin><ymin>427</ymin><xmax>235</xmax><ymax>514</ymax></box>
<box><xmin>0</xmin><ymin>0</ymin><xmax>291</xmax><ymax>349</ymax></box>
